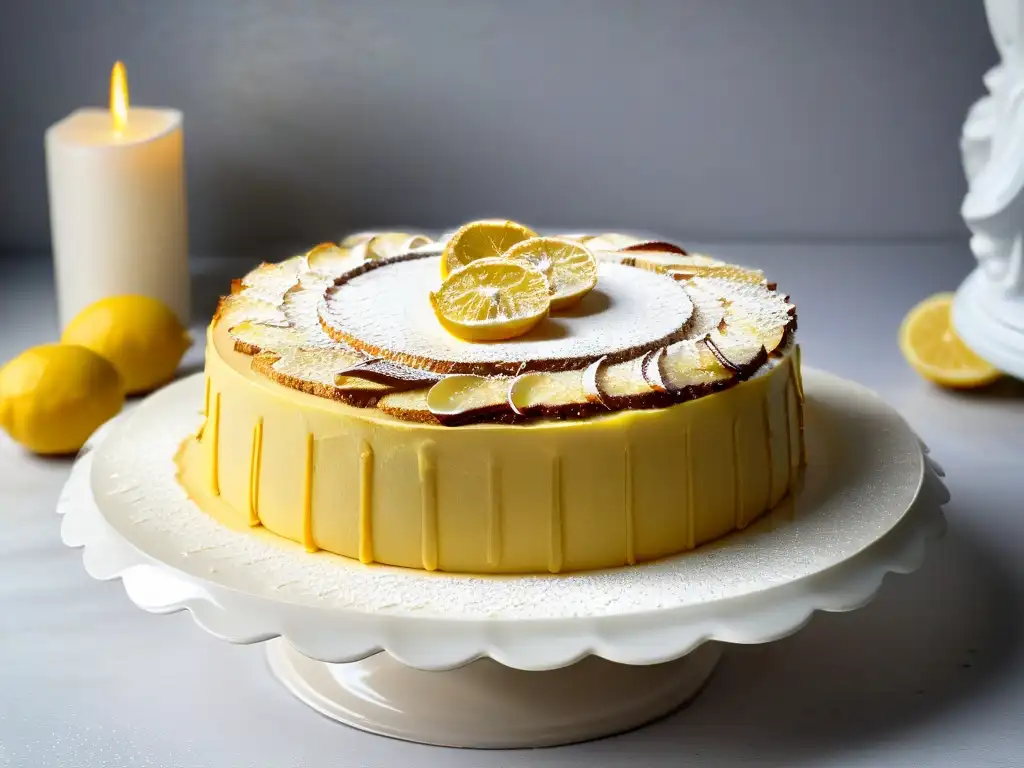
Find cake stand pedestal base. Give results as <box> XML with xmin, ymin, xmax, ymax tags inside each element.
<box><xmin>266</xmin><ymin>640</ymin><xmax>721</xmax><ymax>749</ymax></box>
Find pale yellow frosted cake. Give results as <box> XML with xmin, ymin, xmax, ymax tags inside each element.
<box><xmin>176</xmin><ymin>223</ymin><xmax>805</xmax><ymax>574</ymax></box>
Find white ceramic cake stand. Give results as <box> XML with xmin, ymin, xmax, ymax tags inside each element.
<box><xmin>59</xmin><ymin>368</ymin><xmax>947</xmax><ymax>750</ymax></box>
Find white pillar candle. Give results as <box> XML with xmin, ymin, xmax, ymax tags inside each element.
<box><xmin>45</xmin><ymin>62</ymin><xmax>189</xmax><ymax>329</ymax></box>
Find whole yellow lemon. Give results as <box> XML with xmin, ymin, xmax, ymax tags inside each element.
<box><xmin>61</xmin><ymin>295</ymin><xmax>191</xmax><ymax>395</ymax></box>
<box><xmin>0</xmin><ymin>344</ymin><xmax>125</xmax><ymax>455</ymax></box>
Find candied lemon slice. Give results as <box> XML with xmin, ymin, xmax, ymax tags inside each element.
<box><xmin>899</xmin><ymin>293</ymin><xmax>1001</xmax><ymax>388</ymax></box>
<box><xmin>502</xmin><ymin>236</ymin><xmax>599</xmax><ymax>311</ymax></box>
<box><xmin>440</xmin><ymin>219</ymin><xmax>537</xmax><ymax>278</ymax></box>
<box><xmin>429</xmin><ymin>258</ymin><xmax>550</xmax><ymax>342</ymax></box>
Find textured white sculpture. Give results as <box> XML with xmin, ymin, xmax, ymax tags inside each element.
<box><xmin>954</xmin><ymin>0</ymin><xmax>1024</xmax><ymax>377</ymax></box>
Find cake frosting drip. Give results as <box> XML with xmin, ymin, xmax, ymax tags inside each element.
<box><xmin>214</xmin><ymin>231</ymin><xmax>796</xmax><ymax>425</ymax></box>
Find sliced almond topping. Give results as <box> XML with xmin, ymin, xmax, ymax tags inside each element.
<box><xmin>668</xmin><ymin>264</ymin><xmax>766</xmax><ymax>285</ymax></box>
<box><xmin>336</xmin><ymin>358</ymin><xmax>442</xmax><ymax>390</ymax></box>
<box><xmin>620</xmin><ymin>240</ymin><xmax>689</xmax><ymax>256</ymax></box>
<box><xmin>425</xmin><ymin>375</ymin><xmax>512</xmax><ymax>423</ymax></box>
<box><xmin>583</xmin><ymin>233</ymin><xmax>645</xmax><ymax>251</ymax></box>
<box><xmin>688</xmin><ymin>277</ymin><xmax>794</xmax><ymax>354</ymax></box>
<box><xmin>376</xmin><ymin>388</ymin><xmax>438</xmax><ymax>424</ymax></box>
<box><xmin>705</xmin><ymin>332</ymin><xmax>767</xmax><ymax>375</ymax></box>
<box><xmin>641</xmin><ymin>347</ymin><xmax>668</xmax><ymax>392</ymax></box>
<box><xmin>366</xmin><ymin>232</ymin><xmax>434</xmax><ymax>260</ymax></box>
<box><xmin>252</xmin><ymin>347</ymin><xmax>381</xmax><ymax>404</ymax></box>
<box><xmin>597</xmin><ymin>248</ymin><xmax>721</xmax><ymax>275</ymax></box>
<box><xmin>582</xmin><ymin>356</ymin><xmax>609</xmax><ymax>407</ymax></box>
<box><xmin>508</xmin><ymin>370</ymin><xmax>590</xmax><ymax>416</ymax></box>
<box><xmin>661</xmin><ymin>338</ymin><xmax>735</xmax><ymax>391</ymax></box>
<box><xmin>280</xmin><ymin>280</ymin><xmax>337</xmax><ymax>348</ymax></box>
<box><xmin>215</xmin><ymin>292</ymin><xmax>288</xmax><ymax>328</ymax></box>
<box><xmin>339</xmin><ymin>231</ymin><xmax>381</xmax><ymax>248</ymax></box>
<box><xmin>679</xmin><ymin>282</ymin><xmax>727</xmax><ymax>339</ymax></box>
<box><xmin>306</xmin><ymin>242</ymin><xmax>360</xmax><ymax>276</ymax></box>
<box><xmin>229</xmin><ymin>319</ymin><xmax>332</xmax><ymax>355</ymax></box>
<box><xmin>241</xmin><ymin>260</ymin><xmax>305</xmax><ymax>303</ymax></box>
<box><xmin>595</xmin><ymin>355</ymin><xmax>655</xmax><ymax>404</ymax></box>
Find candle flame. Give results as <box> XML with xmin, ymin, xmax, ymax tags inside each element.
<box><xmin>110</xmin><ymin>61</ymin><xmax>129</xmax><ymax>134</ymax></box>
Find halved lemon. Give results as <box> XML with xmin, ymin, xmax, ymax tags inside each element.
<box><xmin>899</xmin><ymin>292</ymin><xmax>1001</xmax><ymax>388</ymax></box>
<box><xmin>440</xmin><ymin>220</ymin><xmax>537</xmax><ymax>278</ymax></box>
<box><xmin>430</xmin><ymin>258</ymin><xmax>550</xmax><ymax>341</ymax></box>
<box><xmin>503</xmin><ymin>236</ymin><xmax>599</xmax><ymax>310</ymax></box>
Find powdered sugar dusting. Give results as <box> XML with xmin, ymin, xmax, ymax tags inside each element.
<box><xmin>84</xmin><ymin>374</ymin><xmax>924</xmax><ymax>620</ymax></box>
<box><xmin>321</xmin><ymin>257</ymin><xmax>693</xmax><ymax>371</ymax></box>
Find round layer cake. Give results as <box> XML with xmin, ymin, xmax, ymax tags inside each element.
<box><xmin>176</xmin><ymin>228</ymin><xmax>805</xmax><ymax>574</ymax></box>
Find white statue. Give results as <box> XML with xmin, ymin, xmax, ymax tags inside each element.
<box><xmin>961</xmin><ymin>0</ymin><xmax>1024</xmax><ymax>296</ymax></box>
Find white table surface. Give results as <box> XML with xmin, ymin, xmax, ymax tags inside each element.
<box><xmin>1</xmin><ymin>242</ymin><xmax>1022</xmax><ymax>768</ymax></box>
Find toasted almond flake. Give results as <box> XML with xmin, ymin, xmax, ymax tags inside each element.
<box><xmin>241</xmin><ymin>257</ymin><xmax>307</xmax><ymax>302</ymax></box>
<box><xmin>340</xmin><ymin>231</ymin><xmax>381</xmax><ymax>248</ymax></box>
<box><xmin>425</xmin><ymin>374</ymin><xmax>512</xmax><ymax>422</ymax></box>
<box><xmin>582</xmin><ymin>356</ymin><xmax>609</xmax><ymax>407</ymax></box>
<box><xmin>376</xmin><ymin>388</ymin><xmax>438</xmax><ymax>424</ymax></box>
<box><xmin>366</xmin><ymin>232</ymin><xmax>434</xmax><ymax>260</ymax></box>
<box><xmin>508</xmin><ymin>370</ymin><xmax>589</xmax><ymax>416</ymax></box>
<box><xmin>620</xmin><ymin>240</ymin><xmax>689</xmax><ymax>256</ymax></box>
<box><xmin>214</xmin><ymin>293</ymin><xmax>288</xmax><ymax>328</ymax></box>
<box><xmin>306</xmin><ymin>243</ymin><xmax>361</xmax><ymax>276</ymax></box>
<box><xmin>705</xmin><ymin>332</ymin><xmax>767</xmax><ymax>375</ymax></box>
<box><xmin>229</xmin><ymin>317</ymin><xmax>334</xmax><ymax>356</ymax></box>
<box><xmin>251</xmin><ymin>347</ymin><xmax>379</xmax><ymax>404</ymax></box>
<box><xmin>335</xmin><ymin>358</ymin><xmax>442</xmax><ymax>389</ymax></box>
<box><xmin>583</xmin><ymin>233</ymin><xmax>645</xmax><ymax>251</ymax></box>
<box><xmin>641</xmin><ymin>347</ymin><xmax>668</xmax><ymax>392</ymax></box>
<box><xmin>669</xmin><ymin>264</ymin><xmax>766</xmax><ymax>284</ymax></box>
<box><xmin>679</xmin><ymin>282</ymin><xmax>727</xmax><ymax>339</ymax></box>
<box><xmin>661</xmin><ymin>339</ymin><xmax>734</xmax><ymax>391</ymax></box>
<box><xmin>595</xmin><ymin>355</ymin><xmax>654</xmax><ymax>403</ymax></box>
<box><xmin>687</xmin><ymin>277</ymin><xmax>794</xmax><ymax>355</ymax></box>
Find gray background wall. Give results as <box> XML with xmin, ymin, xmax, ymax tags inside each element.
<box><xmin>0</xmin><ymin>0</ymin><xmax>998</xmax><ymax>257</ymax></box>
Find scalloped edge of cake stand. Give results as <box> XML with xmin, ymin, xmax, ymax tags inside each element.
<box><xmin>58</xmin><ymin>369</ymin><xmax>947</xmax><ymax>748</ymax></box>
<box><xmin>954</xmin><ymin>266</ymin><xmax>1024</xmax><ymax>379</ymax></box>
<box><xmin>59</xmin><ymin>445</ymin><xmax>944</xmax><ymax>748</ymax></box>
<box><xmin>60</xmin><ymin>369</ymin><xmax>949</xmax><ymax>671</ymax></box>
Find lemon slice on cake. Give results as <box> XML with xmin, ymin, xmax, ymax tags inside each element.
<box><xmin>430</xmin><ymin>258</ymin><xmax>550</xmax><ymax>341</ymax></box>
<box><xmin>440</xmin><ymin>220</ymin><xmax>537</xmax><ymax>278</ymax></box>
<box><xmin>503</xmin><ymin>236</ymin><xmax>599</xmax><ymax>310</ymax></box>
<box><xmin>899</xmin><ymin>292</ymin><xmax>1001</xmax><ymax>388</ymax></box>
